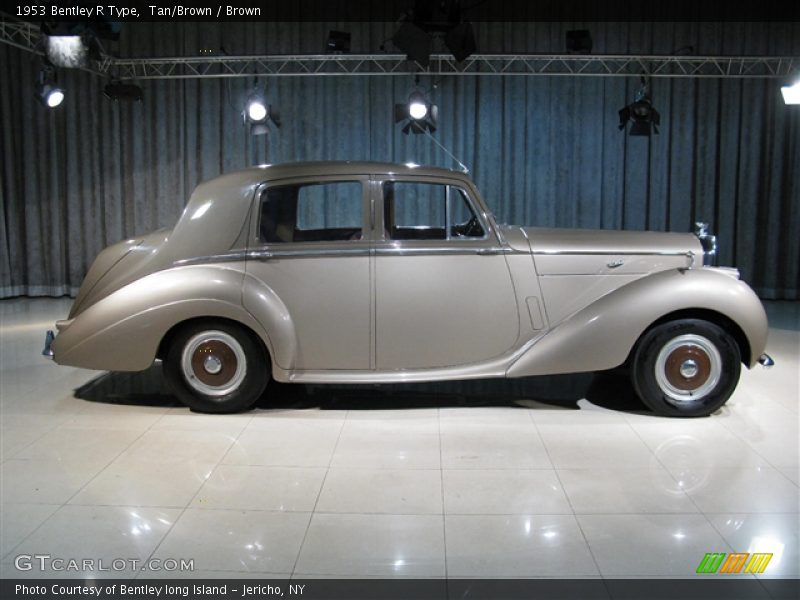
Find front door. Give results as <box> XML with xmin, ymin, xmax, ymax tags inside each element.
<box><xmin>374</xmin><ymin>178</ymin><xmax>520</xmax><ymax>370</ymax></box>
<box><xmin>244</xmin><ymin>176</ymin><xmax>371</xmax><ymax>370</ymax></box>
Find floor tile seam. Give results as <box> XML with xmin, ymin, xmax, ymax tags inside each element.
<box><xmin>289</xmin><ymin>410</ymin><xmax>349</xmax><ymax>577</ymax></box>
<box><xmin>0</xmin><ymin>418</ymin><xmax>157</xmax><ymax>562</ymax></box>
<box><xmin>527</xmin><ymin>409</ymin><xmax>602</xmax><ymax>578</ymax></box>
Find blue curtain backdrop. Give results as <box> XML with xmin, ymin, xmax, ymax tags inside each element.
<box><xmin>1</xmin><ymin>21</ymin><xmax>798</xmax><ymax>298</ymax></box>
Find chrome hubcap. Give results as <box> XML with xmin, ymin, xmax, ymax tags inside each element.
<box><xmin>181</xmin><ymin>331</ymin><xmax>247</xmax><ymax>397</ymax></box>
<box><xmin>203</xmin><ymin>355</ymin><xmax>223</xmax><ymax>374</ymax></box>
<box><xmin>679</xmin><ymin>359</ymin><xmax>699</xmax><ymax>379</ymax></box>
<box><xmin>654</xmin><ymin>334</ymin><xmax>721</xmax><ymax>405</ymax></box>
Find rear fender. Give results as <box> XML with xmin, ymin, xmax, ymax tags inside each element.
<box><xmin>53</xmin><ymin>265</ymin><xmax>272</xmax><ymax>372</ymax></box>
<box><xmin>241</xmin><ymin>273</ymin><xmax>297</xmax><ymax>370</ymax></box>
<box><xmin>506</xmin><ymin>268</ymin><xmax>768</xmax><ymax>377</ymax></box>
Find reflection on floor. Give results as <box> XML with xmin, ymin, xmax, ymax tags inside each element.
<box><xmin>1</xmin><ymin>298</ymin><xmax>798</xmax><ymax>579</ymax></box>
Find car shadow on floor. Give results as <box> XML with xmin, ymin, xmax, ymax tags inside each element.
<box><xmin>73</xmin><ymin>363</ymin><xmax>650</xmax><ymax>415</ymax></box>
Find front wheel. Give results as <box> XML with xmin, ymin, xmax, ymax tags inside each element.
<box><xmin>164</xmin><ymin>321</ymin><xmax>269</xmax><ymax>413</ymax></box>
<box><xmin>631</xmin><ymin>319</ymin><xmax>741</xmax><ymax>417</ymax></box>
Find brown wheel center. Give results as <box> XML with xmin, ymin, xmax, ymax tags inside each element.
<box><xmin>664</xmin><ymin>345</ymin><xmax>711</xmax><ymax>391</ymax></box>
<box><xmin>190</xmin><ymin>340</ymin><xmax>238</xmax><ymax>387</ymax></box>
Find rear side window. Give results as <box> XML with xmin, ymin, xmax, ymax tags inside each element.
<box><xmin>259</xmin><ymin>181</ymin><xmax>363</xmax><ymax>243</ymax></box>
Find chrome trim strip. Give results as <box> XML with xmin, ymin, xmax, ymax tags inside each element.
<box><xmin>374</xmin><ymin>246</ymin><xmax>518</xmax><ymax>257</ymax></box>
<box><xmin>173</xmin><ymin>251</ymin><xmax>249</xmax><ymax>266</ymax></box>
<box><xmin>172</xmin><ymin>244</ymin><xmax>524</xmax><ymax>265</ymax></box>
<box><xmin>533</xmin><ymin>250</ymin><xmax>695</xmax><ymax>257</ymax></box>
<box><xmin>175</xmin><ymin>246</ymin><xmax>690</xmax><ymax>264</ymax></box>
<box><xmin>248</xmin><ymin>247</ymin><xmax>371</xmax><ymax>260</ymax></box>
<box><xmin>174</xmin><ymin>247</ymin><xmax>373</xmax><ymax>265</ymax></box>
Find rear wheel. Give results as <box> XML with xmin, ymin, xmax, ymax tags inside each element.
<box><xmin>164</xmin><ymin>321</ymin><xmax>268</xmax><ymax>413</ymax></box>
<box><xmin>631</xmin><ymin>319</ymin><xmax>741</xmax><ymax>417</ymax></box>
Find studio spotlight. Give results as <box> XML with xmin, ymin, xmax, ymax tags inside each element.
<box><xmin>781</xmin><ymin>79</ymin><xmax>800</xmax><ymax>105</ymax></box>
<box><xmin>408</xmin><ymin>91</ymin><xmax>429</xmax><ymax>119</ymax></box>
<box><xmin>326</xmin><ymin>30</ymin><xmax>351</xmax><ymax>53</ymax></box>
<box><xmin>44</xmin><ymin>35</ymin><xmax>88</xmax><ymax>68</ymax></box>
<box><xmin>247</xmin><ymin>96</ymin><xmax>268</xmax><ymax>121</ymax></box>
<box><xmin>619</xmin><ymin>78</ymin><xmax>661</xmax><ymax>136</ymax></box>
<box><xmin>41</xmin><ymin>22</ymin><xmax>105</xmax><ymax>69</ymax></box>
<box><xmin>244</xmin><ymin>92</ymin><xmax>280</xmax><ymax>136</ymax></box>
<box><xmin>395</xmin><ymin>89</ymin><xmax>438</xmax><ymax>134</ymax></box>
<box><xmin>35</xmin><ymin>69</ymin><xmax>64</xmax><ymax>108</ymax></box>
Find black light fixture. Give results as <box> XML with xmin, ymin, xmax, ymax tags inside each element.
<box><xmin>103</xmin><ymin>81</ymin><xmax>143</xmax><ymax>102</ymax></box>
<box><xmin>392</xmin><ymin>21</ymin><xmax>432</xmax><ymax>66</ymax></box>
<box><xmin>34</xmin><ymin>68</ymin><xmax>64</xmax><ymax>108</ymax></box>
<box><xmin>395</xmin><ymin>86</ymin><xmax>438</xmax><ymax>134</ymax></box>
<box><xmin>326</xmin><ymin>30</ymin><xmax>351</xmax><ymax>53</ymax></box>
<box><xmin>244</xmin><ymin>88</ymin><xmax>280</xmax><ymax>136</ymax></box>
<box><xmin>391</xmin><ymin>1</ymin><xmax>476</xmax><ymax>65</ymax></box>
<box><xmin>619</xmin><ymin>77</ymin><xmax>661</xmax><ymax>136</ymax></box>
<box><xmin>444</xmin><ymin>22</ymin><xmax>476</xmax><ymax>62</ymax></box>
<box><xmin>566</xmin><ymin>29</ymin><xmax>592</xmax><ymax>54</ymax></box>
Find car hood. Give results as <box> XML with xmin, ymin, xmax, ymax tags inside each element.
<box><xmin>522</xmin><ymin>226</ymin><xmax>702</xmax><ymax>255</ymax></box>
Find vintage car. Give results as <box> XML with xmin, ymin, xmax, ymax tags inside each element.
<box><xmin>44</xmin><ymin>161</ymin><xmax>774</xmax><ymax>416</ymax></box>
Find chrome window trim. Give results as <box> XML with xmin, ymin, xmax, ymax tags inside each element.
<box><xmin>253</xmin><ymin>177</ymin><xmax>370</xmax><ymax>246</ymax></box>
<box><xmin>378</xmin><ymin>178</ymin><xmax>491</xmax><ymax>243</ymax></box>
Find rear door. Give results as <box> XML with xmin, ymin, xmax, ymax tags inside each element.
<box><xmin>244</xmin><ymin>176</ymin><xmax>371</xmax><ymax>370</ymax></box>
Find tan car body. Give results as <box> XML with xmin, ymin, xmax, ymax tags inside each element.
<box><xmin>51</xmin><ymin>161</ymin><xmax>769</xmax><ymax>387</ymax></box>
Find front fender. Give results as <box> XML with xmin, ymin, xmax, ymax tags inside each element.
<box><xmin>506</xmin><ymin>268</ymin><xmax>768</xmax><ymax>377</ymax></box>
<box><xmin>53</xmin><ymin>265</ymin><xmax>272</xmax><ymax>372</ymax></box>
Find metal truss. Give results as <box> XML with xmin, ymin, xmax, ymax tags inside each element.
<box><xmin>0</xmin><ymin>17</ymin><xmax>41</xmax><ymax>53</ymax></box>
<box><xmin>2</xmin><ymin>17</ymin><xmax>798</xmax><ymax>81</ymax></box>
<box><xmin>108</xmin><ymin>53</ymin><xmax>799</xmax><ymax>80</ymax></box>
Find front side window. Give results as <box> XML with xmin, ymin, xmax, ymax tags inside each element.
<box><xmin>383</xmin><ymin>181</ymin><xmax>484</xmax><ymax>240</ymax></box>
<box><xmin>259</xmin><ymin>181</ymin><xmax>362</xmax><ymax>243</ymax></box>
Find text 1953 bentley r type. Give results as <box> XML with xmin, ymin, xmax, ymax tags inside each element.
<box><xmin>44</xmin><ymin>161</ymin><xmax>774</xmax><ymax>416</ymax></box>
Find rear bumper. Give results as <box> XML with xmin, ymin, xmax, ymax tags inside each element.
<box><xmin>43</xmin><ymin>320</ymin><xmax>73</xmax><ymax>360</ymax></box>
<box><xmin>42</xmin><ymin>330</ymin><xmax>55</xmax><ymax>358</ymax></box>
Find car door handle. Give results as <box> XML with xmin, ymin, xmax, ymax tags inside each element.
<box><xmin>476</xmin><ymin>247</ymin><xmax>509</xmax><ymax>255</ymax></box>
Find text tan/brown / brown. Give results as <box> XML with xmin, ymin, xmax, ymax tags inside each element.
<box><xmin>44</xmin><ymin>161</ymin><xmax>774</xmax><ymax>416</ymax></box>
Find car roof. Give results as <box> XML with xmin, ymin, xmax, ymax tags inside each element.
<box><xmin>172</xmin><ymin>161</ymin><xmax>474</xmax><ymax>261</ymax></box>
<box><xmin>234</xmin><ymin>160</ymin><xmax>468</xmax><ymax>183</ymax></box>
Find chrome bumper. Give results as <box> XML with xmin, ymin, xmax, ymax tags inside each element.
<box><xmin>42</xmin><ymin>330</ymin><xmax>55</xmax><ymax>359</ymax></box>
<box><xmin>757</xmin><ymin>353</ymin><xmax>775</xmax><ymax>368</ymax></box>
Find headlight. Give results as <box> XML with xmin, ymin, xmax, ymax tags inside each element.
<box><xmin>694</xmin><ymin>222</ymin><xmax>717</xmax><ymax>266</ymax></box>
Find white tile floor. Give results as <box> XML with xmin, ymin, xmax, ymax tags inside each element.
<box><xmin>0</xmin><ymin>298</ymin><xmax>797</xmax><ymax>580</ymax></box>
